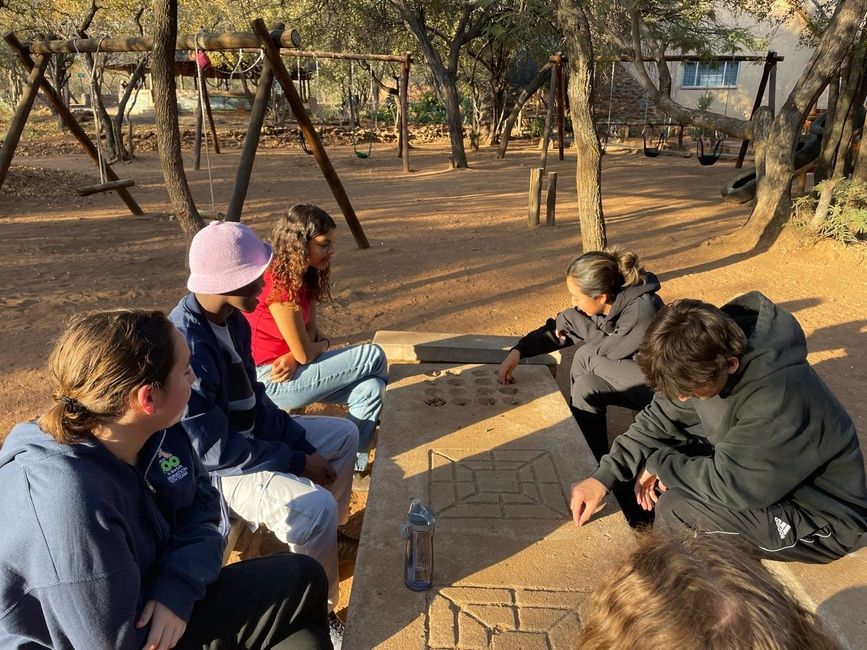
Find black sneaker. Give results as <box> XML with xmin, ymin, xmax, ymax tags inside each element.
<box><xmin>328</xmin><ymin>612</ymin><xmax>345</xmax><ymax>649</ymax></box>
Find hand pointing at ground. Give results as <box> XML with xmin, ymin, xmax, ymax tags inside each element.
<box><xmin>570</xmin><ymin>477</ymin><xmax>607</xmax><ymax>526</ymax></box>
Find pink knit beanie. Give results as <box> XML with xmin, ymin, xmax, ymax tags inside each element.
<box><xmin>187</xmin><ymin>221</ymin><xmax>273</xmax><ymax>294</ymax></box>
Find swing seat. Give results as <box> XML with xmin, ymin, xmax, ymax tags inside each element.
<box><xmin>77</xmin><ymin>178</ymin><xmax>136</xmax><ymax>196</ymax></box>
<box><xmin>354</xmin><ymin>150</ymin><xmax>370</xmax><ymax>160</ymax></box>
<box><xmin>697</xmin><ymin>138</ymin><xmax>724</xmax><ymax>166</ymax></box>
<box><xmin>643</xmin><ymin>147</ymin><xmax>660</xmax><ymax>158</ymax></box>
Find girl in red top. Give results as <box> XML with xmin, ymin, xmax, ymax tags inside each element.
<box><xmin>245</xmin><ymin>204</ymin><xmax>387</xmax><ymax>474</ymax></box>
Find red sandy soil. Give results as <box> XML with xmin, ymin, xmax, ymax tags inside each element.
<box><xmin>1</xmin><ymin>133</ymin><xmax>865</xmax><ymax>618</ymax></box>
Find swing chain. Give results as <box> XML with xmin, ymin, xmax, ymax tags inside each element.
<box><xmin>194</xmin><ymin>31</ymin><xmax>217</xmax><ymax>218</ymax></box>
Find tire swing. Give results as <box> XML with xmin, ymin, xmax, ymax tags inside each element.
<box><xmin>75</xmin><ymin>38</ymin><xmax>135</xmax><ymax>197</ymax></box>
<box><xmin>347</xmin><ymin>61</ymin><xmax>373</xmax><ymax>160</ymax></box>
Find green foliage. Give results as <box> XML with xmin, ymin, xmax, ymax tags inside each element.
<box><xmin>529</xmin><ymin>115</ymin><xmax>546</xmax><ymax>138</ymax></box>
<box><xmin>409</xmin><ymin>92</ymin><xmax>447</xmax><ymax>124</ymax></box>
<box><xmin>793</xmin><ymin>179</ymin><xmax>867</xmax><ymax>245</ymax></box>
<box><xmin>696</xmin><ymin>91</ymin><xmax>714</xmax><ymax>112</ymax></box>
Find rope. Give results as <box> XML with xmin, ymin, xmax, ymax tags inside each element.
<box><xmin>195</xmin><ymin>32</ymin><xmax>217</xmax><ymax>217</ymax></box>
<box><xmin>76</xmin><ymin>36</ymin><xmax>108</xmax><ymax>184</ymax></box>
<box><xmin>605</xmin><ymin>61</ymin><xmax>615</xmax><ymax>137</ymax></box>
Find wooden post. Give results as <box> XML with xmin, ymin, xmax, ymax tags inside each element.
<box><xmin>736</xmin><ymin>51</ymin><xmax>777</xmax><ymax>169</ymax></box>
<box><xmin>528</xmin><ymin>167</ymin><xmax>543</xmax><ymax>227</ymax></box>
<box><xmin>768</xmin><ymin>62</ymin><xmax>777</xmax><ymax>116</ymax></box>
<box><xmin>545</xmin><ymin>171</ymin><xmax>557</xmax><ymax>226</ymax></box>
<box><xmin>677</xmin><ymin>124</ymin><xmax>685</xmax><ymax>149</ymax></box>
<box><xmin>193</xmin><ymin>83</ymin><xmax>203</xmax><ymax>171</ymax></box>
<box><xmin>225</xmin><ymin>56</ymin><xmax>274</xmax><ymax>222</ymax></box>
<box><xmin>540</xmin><ymin>66</ymin><xmax>558</xmax><ymax>172</ymax></box>
<box><xmin>200</xmin><ymin>79</ymin><xmax>220</xmax><ymax>153</ymax></box>
<box><xmin>556</xmin><ymin>57</ymin><xmax>565</xmax><ymax>161</ymax></box>
<box><xmin>0</xmin><ymin>53</ymin><xmax>49</xmax><ymax>191</ymax></box>
<box><xmin>399</xmin><ymin>54</ymin><xmax>410</xmax><ymax>173</ymax></box>
<box><xmin>251</xmin><ymin>18</ymin><xmax>370</xmax><ymax>249</ymax></box>
<box><xmin>4</xmin><ymin>32</ymin><xmax>143</xmax><ymax>216</ymax></box>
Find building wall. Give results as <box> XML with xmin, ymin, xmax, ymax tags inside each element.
<box><xmin>668</xmin><ymin>10</ymin><xmax>823</xmax><ymax>120</ymax></box>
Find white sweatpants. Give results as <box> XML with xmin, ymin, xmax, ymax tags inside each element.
<box><xmin>220</xmin><ymin>416</ymin><xmax>358</xmax><ymax>609</ymax></box>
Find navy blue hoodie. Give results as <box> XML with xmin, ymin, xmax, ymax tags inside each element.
<box><xmin>0</xmin><ymin>422</ymin><xmax>224</xmax><ymax>649</ymax></box>
<box><xmin>169</xmin><ymin>294</ymin><xmax>315</xmax><ymax>484</ymax></box>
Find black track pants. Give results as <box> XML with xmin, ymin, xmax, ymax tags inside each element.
<box><xmin>655</xmin><ymin>487</ymin><xmax>859</xmax><ymax>564</ymax></box>
<box><xmin>177</xmin><ymin>553</ymin><xmax>332</xmax><ymax>649</ymax></box>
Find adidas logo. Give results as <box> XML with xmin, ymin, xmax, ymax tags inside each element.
<box><xmin>775</xmin><ymin>516</ymin><xmax>791</xmax><ymax>540</ymax></box>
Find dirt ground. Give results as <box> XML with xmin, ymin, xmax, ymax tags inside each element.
<box><xmin>1</xmin><ymin>128</ymin><xmax>866</xmax><ymax>620</ymax></box>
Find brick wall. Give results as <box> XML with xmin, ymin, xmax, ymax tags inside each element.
<box><xmin>591</xmin><ymin>63</ymin><xmax>667</xmax><ymax>127</ymax></box>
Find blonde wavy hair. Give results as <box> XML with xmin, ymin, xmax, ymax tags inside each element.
<box><xmin>579</xmin><ymin>530</ymin><xmax>840</xmax><ymax>650</ymax></box>
<box><xmin>267</xmin><ymin>204</ymin><xmax>336</xmax><ymax>308</ymax></box>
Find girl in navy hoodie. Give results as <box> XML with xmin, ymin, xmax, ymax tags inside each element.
<box><xmin>0</xmin><ymin>310</ymin><xmax>331</xmax><ymax>649</ymax></box>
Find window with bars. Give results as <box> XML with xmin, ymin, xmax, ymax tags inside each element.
<box><xmin>681</xmin><ymin>61</ymin><xmax>740</xmax><ymax>88</ymax></box>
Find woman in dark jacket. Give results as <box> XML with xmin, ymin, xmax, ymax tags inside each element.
<box><xmin>499</xmin><ymin>247</ymin><xmax>663</xmax><ymax>460</ymax></box>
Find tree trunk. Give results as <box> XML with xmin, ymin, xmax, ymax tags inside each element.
<box><xmin>817</xmin><ymin>43</ymin><xmax>867</xmax><ymax>182</ymax></box>
<box><xmin>113</xmin><ymin>57</ymin><xmax>148</xmax><ymax>161</ymax></box>
<box><xmin>497</xmin><ymin>62</ymin><xmax>553</xmax><ymax>158</ymax></box>
<box><xmin>728</xmin><ymin>0</ymin><xmax>867</xmax><ymax>248</ymax></box>
<box><xmin>440</xmin><ymin>76</ymin><xmax>467</xmax><ymax>165</ymax></box>
<box><xmin>815</xmin><ymin>77</ymin><xmax>840</xmax><ymax>182</ymax></box>
<box><xmin>152</xmin><ymin>0</ymin><xmax>204</xmax><ymax>241</ymax></box>
<box><xmin>556</xmin><ymin>0</ymin><xmax>606</xmax><ymax>252</ymax></box>
<box><xmin>852</xmin><ymin>108</ymin><xmax>867</xmax><ymax>182</ymax></box>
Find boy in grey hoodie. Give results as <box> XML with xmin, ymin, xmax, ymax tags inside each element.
<box><xmin>570</xmin><ymin>293</ymin><xmax>867</xmax><ymax>562</ymax></box>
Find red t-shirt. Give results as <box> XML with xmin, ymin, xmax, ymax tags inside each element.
<box><xmin>245</xmin><ymin>270</ymin><xmax>311</xmax><ymax>367</ymax></box>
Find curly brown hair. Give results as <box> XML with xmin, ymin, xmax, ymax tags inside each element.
<box><xmin>267</xmin><ymin>204</ymin><xmax>336</xmax><ymax>308</ymax></box>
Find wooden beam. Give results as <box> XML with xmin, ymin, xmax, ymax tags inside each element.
<box><xmin>0</xmin><ymin>54</ymin><xmax>49</xmax><ymax>191</ymax></box>
<box><xmin>736</xmin><ymin>51</ymin><xmax>778</xmax><ymax>169</ymax></box>
<box><xmin>77</xmin><ymin>179</ymin><xmax>136</xmax><ymax>196</ymax></box>
<box><xmin>24</xmin><ymin>29</ymin><xmax>302</xmax><ymax>54</ymax></box>
<box><xmin>554</xmin><ymin>54</ymin><xmax>565</xmax><ymax>161</ymax></box>
<box><xmin>399</xmin><ymin>55</ymin><xmax>410</xmax><ymax>174</ymax></box>
<box><xmin>200</xmin><ymin>79</ymin><xmax>221</xmax><ymax>154</ymax></box>
<box><xmin>540</xmin><ymin>65</ymin><xmax>557</xmax><ymax>172</ymax></box>
<box><xmin>251</xmin><ymin>18</ymin><xmax>370</xmax><ymax>250</ymax></box>
<box><xmin>282</xmin><ymin>49</ymin><xmax>411</xmax><ymax>63</ymax></box>
<box><xmin>4</xmin><ymin>32</ymin><xmax>143</xmax><ymax>216</ymax></box>
<box><xmin>225</xmin><ymin>56</ymin><xmax>273</xmax><ymax>222</ymax></box>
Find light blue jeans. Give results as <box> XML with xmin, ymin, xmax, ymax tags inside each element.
<box><xmin>257</xmin><ymin>343</ymin><xmax>388</xmax><ymax>472</ymax></box>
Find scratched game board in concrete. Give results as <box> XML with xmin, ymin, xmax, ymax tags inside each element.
<box><xmin>344</xmin><ymin>363</ymin><xmax>633</xmax><ymax>649</ymax></box>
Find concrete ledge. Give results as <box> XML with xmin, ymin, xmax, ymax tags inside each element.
<box><xmin>765</xmin><ymin>540</ymin><xmax>867</xmax><ymax>649</ymax></box>
<box><xmin>373</xmin><ymin>330</ymin><xmax>561</xmax><ymax>372</ymax></box>
<box><xmin>344</xmin><ymin>362</ymin><xmax>632</xmax><ymax>649</ymax></box>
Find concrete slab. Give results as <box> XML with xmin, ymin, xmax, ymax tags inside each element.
<box><xmin>765</xmin><ymin>543</ymin><xmax>867</xmax><ymax>649</ymax></box>
<box><xmin>373</xmin><ymin>330</ymin><xmax>561</xmax><ymax>372</ymax></box>
<box><xmin>344</xmin><ymin>363</ymin><xmax>633</xmax><ymax>649</ymax></box>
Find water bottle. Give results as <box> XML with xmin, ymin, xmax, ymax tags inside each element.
<box><xmin>402</xmin><ymin>499</ymin><xmax>435</xmax><ymax>591</ymax></box>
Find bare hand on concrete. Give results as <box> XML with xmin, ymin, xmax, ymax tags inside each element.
<box><xmin>302</xmin><ymin>452</ymin><xmax>336</xmax><ymax>486</ymax></box>
<box><xmin>497</xmin><ymin>349</ymin><xmax>520</xmax><ymax>384</ymax></box>
<box><xmin>570</xmin><ymin>477</ymin><xmax>607</xmax><ymax>527</ymax></box>
<box><xmin>270</xmin><ymin>352</ymin><xmax>299</xmax><ymax>383</ymax></box>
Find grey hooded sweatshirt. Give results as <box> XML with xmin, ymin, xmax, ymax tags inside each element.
<box><xmin>513</xmin><ymin>272</ymin><xmax>663</xmax><ymax>364</ymax></box>
<box><xmin>592</xmin><ymin>292</ymin><xmax>867</xmax><ymax>544</ymax></box>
